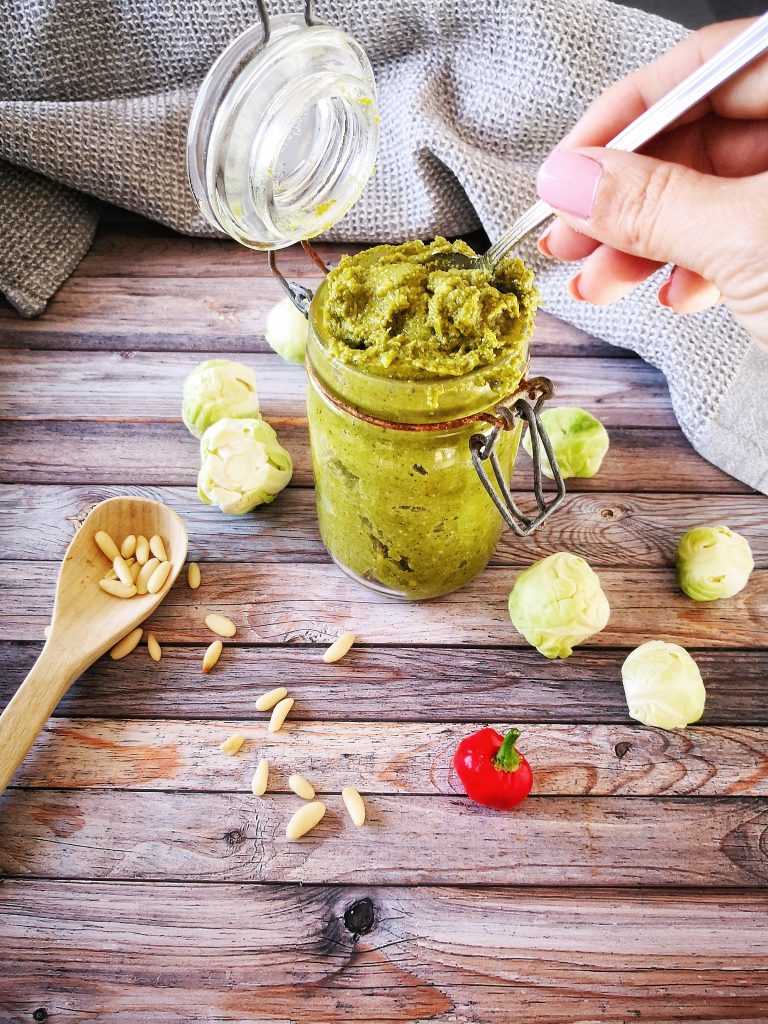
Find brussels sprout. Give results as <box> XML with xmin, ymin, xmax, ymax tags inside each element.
<box><xmin>676</xmin><ymin>525</ymin><xmax>754</xmax><ymax>601</ymax></box>
<box><xmin>507</xmin><ymin>552</ymin><xmax>610</xmax><ymax>659</ymax></box>
<box><xmin>523</xmin><ymin>406</ymin><xmax>609</xmax><ymax>479</ymax></box>
<box><xmin>197</xmin><ymin>417</ymin><xmax>292</xmax><ymax>515</ymax></box>
<box><xmin>621</xmin><ymin>641</ymin><xmax>706</xmax><ymax>730</ymax></box>
<box><xmin>182</xmin><ymin>359</ymin><xmax>260</xmax><ymax>438</ymax></box>
<box><xmin>265</xmin><ymin>297</ymin><xmax>309</xmax><ymax>364</ymax></box>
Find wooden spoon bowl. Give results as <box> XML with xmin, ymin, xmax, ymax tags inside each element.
<box><xmin>0</xmin><ymin>497</ymin><xmax>188</xmax><ymax>794</ymax></box>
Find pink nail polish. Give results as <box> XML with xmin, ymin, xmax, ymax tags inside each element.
<box><xmin>567</xmin><ymin>273</ymin><xmax>585</xmax><ymax>302</ymax></box>
<box><xmin>657</xmin><ymin>277</ymin><xmax>673</xmax><ymax>308</ymax></box>
<box><xmin>537</xmin><ymin>151</ymin><xmax>603</xmax><ymax>220</ymax></box>
<box><xmin>537</xmin><ymin>229</ymin><xmax>553</xmax><ymax>258</ymax></box>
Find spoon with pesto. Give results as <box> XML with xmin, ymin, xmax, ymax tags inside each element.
<box><xmin>426</xmin><ymin>12</ymin><xmax>768</xmax><ymax>274</ymax></box>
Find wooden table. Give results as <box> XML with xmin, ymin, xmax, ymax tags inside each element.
<box><xmin>1</xmin><ymin>214</ymin><xmax>767</xmax><ymax>1023</ymax></box>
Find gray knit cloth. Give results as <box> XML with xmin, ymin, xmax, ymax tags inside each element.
<box><xmin>1</xmin><ymin>0</ymin><xmax>766</xmax><ymax>493</ymax></box>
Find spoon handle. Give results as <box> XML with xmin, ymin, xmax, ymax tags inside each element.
<box><xmin>0</xmin><ymin>645</ymin><xmax>79</xmax><ymax>794</ymax></box>
<box><xmin>487</xmin><ymin>11</ymin><xmax>768</xmax><ymax>268</ymax></box>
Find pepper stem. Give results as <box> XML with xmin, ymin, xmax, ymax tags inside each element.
<box><xmin>493</xmin><ymin>728</ymin><xmax>522</xmax><ymax>773</ymax></box>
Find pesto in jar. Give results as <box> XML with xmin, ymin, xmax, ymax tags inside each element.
<box><xmin>307</xmin><ymin>237</ymin><xmax>540</xmax><ymax>599</ymax></box>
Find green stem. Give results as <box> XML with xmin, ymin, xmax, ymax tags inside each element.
<box><xmin>493</xmin><ymin>728</ymin><xmax>521</xmax><ymax>773</ymax></box>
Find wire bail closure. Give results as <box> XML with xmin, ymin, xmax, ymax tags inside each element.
<box><xmin>271</xmin><ymin>245</ymin><xmax>566</xmax><ymax>538</ymax></box>
<box><xmin>469</xmin><ymin>377</ymin><xmax>566</xmax><ymax>536</ymax></box>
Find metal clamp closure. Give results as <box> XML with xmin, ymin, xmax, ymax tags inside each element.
<box><xmin>470</xmin><ymin>377</ymin><xmax>566</xmax><ymax>536</ymax></box>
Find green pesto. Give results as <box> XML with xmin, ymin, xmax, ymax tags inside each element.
<box><xmin>307</xmin><ymin>238</ymin><xmax>539</xmax><ymax>599</ymax></box>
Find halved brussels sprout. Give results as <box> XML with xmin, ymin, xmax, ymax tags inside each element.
<box><xmin>198</xmin><ymin>417</ymin><xmax>292</xmax><ymax>515</ymax></box>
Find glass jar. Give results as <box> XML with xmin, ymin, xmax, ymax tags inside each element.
<box><xmin>306</xmin><ymin>278</ymin><xmax>536</xmax><ymax>600</ymax></box>
<box><xmin>187</xmin><ymin>2</ymin><xmax>565</xmax><ymax>601</ymax></box>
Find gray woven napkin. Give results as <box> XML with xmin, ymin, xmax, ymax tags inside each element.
<box><xmin>1</xmin><ymin>0</ymin><xmax>766</xmax><ymax>493</ymax></box>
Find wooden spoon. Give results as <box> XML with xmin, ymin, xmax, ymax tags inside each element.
<box><xmin>0</xmin><ymin>497</ymin><xmax>188</xmax><ymax>794</ymax></box>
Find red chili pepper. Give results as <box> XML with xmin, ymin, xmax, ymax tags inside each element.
<box><xmin>453</xmin><ymin>727</ymin><xmax>533</xmax><ymax>810</ymax></box>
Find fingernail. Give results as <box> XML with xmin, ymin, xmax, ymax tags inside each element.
<box><xmin>567</xmin><ymin>273</ymin><xmax>585</xmax><ymax>302</ymax></box>
<box><xmin>537</xmin><ymin>228</ymin><xmax>553</xmax><ymax>257</ymax></box>
<box><xmin>537</xmin><ymin>151</ymin><xmax>603</xmax><ymax>219</ymax></box>
<box><xmin>657</xmin><ymin>274</ymin><xmax>674</xmax><ymax>308</ymax></box>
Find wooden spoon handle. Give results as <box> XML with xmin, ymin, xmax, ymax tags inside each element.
<box><xmin>0</xmin><ymin>646</ymin><xmax>78</xmax><ymax>794</ymax></box>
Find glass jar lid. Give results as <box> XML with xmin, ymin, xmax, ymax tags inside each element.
<box><xmin>187</xmin><ymin>8</ymin><xmax>380</xmax><ymax>251</ymax></box>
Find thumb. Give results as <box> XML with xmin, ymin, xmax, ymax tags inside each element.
<box><xmin>536</xmin><ymin>147</ymin><xmax>752</xmax><ymax>283</ymax></box>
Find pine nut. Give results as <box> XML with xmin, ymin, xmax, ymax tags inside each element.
<box><xmin>95</xmin><ymin>530</ymin><xmax>120</xmax><ymax>561</ymax></box>
<box><xmin>120</xmin><ymin>535</ymin><xmax>137</xmax><ymax>559</ymax></box>
<box><xmin>136</xmin><ymin>557</ymin><xmax>160</xmax><ymax>595</ymax></box>
<box><xmin>251</xmin><ymin>758</ymin><xmax>269</xmax><ymax>796</ymax></box>
<box><xmin>203</xmin><ymin>640</ymin><xmax>223</xmax><ymax>674</ymax></box>
<box><xmin>99</xmin><ymin>579</ymin><xmax>137</xmax><ymax>599</ymax></box>
<box><xmin>104</xmin><ymin>568</ymin><xmax>118</xmax><ymax>581</ymax></box>
<box><xmin>268</xmin><ymin>697</ymin><xmax>294</xmax><ymax>733</ymax></box>
<box><xmin>342</xmin><ymin>787</ymin><xmax>366</xmax><ymax>827</ymax></box>
<box><xmin>130</xmin><ymin>561</ymin><xmax>141</xmax><ymax>583</ymax></box>
<box><xmin>288</xmin><ymin>774</ymin><xmax>315</xmax><ymax>801</ymax></box>
<box><xmin>113</xmin><ymin>555</ymin><xmax>133</xmax><ymax>586</ymax></box>
<box><xmin>323</xmin><ymin>631</ymin><xmax>356</xmax><ymax>664</ymax></box>
<box><xmin>147</xmin><ymin>633</ymin><xmax>162</xmax><ymax>662</ymax></box>
<box><xmin>150</xmin><ymin>535</ymin><xmax>168</xmax><ymax>562</ymax></box>
<box><xmin>187</xmin><ymin>562</ymin><xmax>201</xmax><ymax>590</ymax></box>
<box><xmin>147</xmin><ymin>560</ymin><xmax>172</xmax><ymax>594</ymax></box>
<box><xmin>219</xmin><ymin>733</ymin><xmax>245</xmax><ymax>756</ymax></box>
<box><xmin>135</xmin><ymin>535</ymin><xmax>150</xmax><ymax>565</ymax></box>
<box><xmin>110</xmin><ymin>627</ymin><xmax>143</xmax><ymax>660</ymax></box>
<box><xmin>255</xmin><ymin>686</ymin><xmax>288</xmax><ymax>712</ymax></box>
<box><xmin>125</xmin><ymin>557</ymin><xmax>135</xmax><ymax>566</ymax></box>
<box><xmin>205</xmin><ymin>613</ymin><xmax>236</xmax><ymax>638</ymax></box>
<box><xmin>286</xmin><ymin>801</ymin><xmax>325</xmax><ymax>840</ymax></box>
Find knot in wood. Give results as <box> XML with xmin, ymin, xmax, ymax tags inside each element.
<box><xmin>343</xmin><ymin>897</ymin><xmax>376</xmax><ymax>937</ymax></box>
<box><xmin>33</xmin><ymin>1010</ymin><xmax>48</xmax><ymax>1022</ymax></box>
<box><xmin>223</xmin><ymin>826</ymin><xmax>247</xmax><ymax>848</ymax></box>
<box><xmin>614</xmin><ymin>741</ymin><xmax>632</xmax><ymax>760</ymax></box>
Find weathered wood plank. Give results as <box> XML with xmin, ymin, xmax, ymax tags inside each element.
<box><xmin>0</xmin><ymin>790</ymin><xmax>766</xmax><ymax>885</ymax></box>
<box><xmin>0</xmin><ymin>420</ymin><xmax>752</xmax><ymax>492</ymax></box>
<box><xmin>1</xmin><ymin>882</ymin><xmax>767</xmax><ymax>1023</ymax></box>
<box><xmin>3</xmin><ymin>484</ymin><xmax>766</xmax><ymax>568</ymax></box>
<box><xmin>13</xmin><ymin>718</ymin><xmax>768</xmax><ymax>797</ymax></box>
<box><xmin>0</xmin><ymin>276</ymin><xmax>618</xmax><ymax>356</ymax></box>
<box><xmin>3</xmin><ymin>644</ymin><xmax>764</xmax><ymax>725</ymax></box>
<box><xmin>0</xmin><ymin>349</ymin><xmax>673</xmax><ymax>426</ymax></box>
<box><xmin>1</xmin><ymin>562</ymin><xmax>764</xmax><ymax>647</ymax></box>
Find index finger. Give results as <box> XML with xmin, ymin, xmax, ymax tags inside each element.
<box><xmin>563</xmin><ymin>17</ymin><xmax>768</xmax><ymax>151</ymax></box>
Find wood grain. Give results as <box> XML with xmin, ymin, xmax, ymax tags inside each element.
<box><xmin>1</xmin><ymin>880</ymin><xmax>768</xmax><ymax>1024</ymax></box>
<box><xmin>0</xmin><ymin>419</ymin><xmax>753</xmax><ymax>493</ymax></box>
<box><xmin>12</xmin><ymin>717</ymin><xmax>768</xmax><ymax>797</ymax></box>
<box><xmin>3</xmin><ymin>643</ymin><xmax>765</xmax><ymax>725</ymax></box>
<box><xmin>4</xmin><ymin>484</ymin><xmax>766</xmax><ymax>567</ymax></box>
<box><xmin>2</xmin><ymin>882</ymin><xmax>767</xmax><ymax>1023</ymax></box>
<box><xmin>1</xmin><ymin>561</ymin><xmax>765</xmax><ymax>647</ymax></box>
<box><xmin>1</xmin><ymin>789</ymin><xmax>766</xmax><ymax>885</ymax></box>
<box><xmin>0</xmin><ymin>348</ymin><xmax>674</xmax><ymax>426</ymax></box>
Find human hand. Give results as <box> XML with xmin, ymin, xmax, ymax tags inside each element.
<box><xmin>535</xmin><ymin>18</ymin><xmax>768</xmax><ymax>349</ymax></box>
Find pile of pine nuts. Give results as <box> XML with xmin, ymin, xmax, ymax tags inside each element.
<box><xmin>97</xmin><ymin>529</ymin><xmax>362</xmax><ymax>842</ymax></box>
<box><xmin>219</xmin><ymin>679</ymin><xmax>367</xmax><ymax>840</ymax></box>
<box><xmin>96</xmin><ymin>530</ymin><xmax>172</xmax><ymax>599</ymax></box>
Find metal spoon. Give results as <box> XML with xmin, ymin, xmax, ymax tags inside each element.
<box><xmin>426</xmin><ymin>11</ymin><xmax>768</xmax><ymax>274</ymax></box>
<box><xmin>0</xmin><ymin>497</ymin><xmax>188</xmax><ymax>794</ymax></box>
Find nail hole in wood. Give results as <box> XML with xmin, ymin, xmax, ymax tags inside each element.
<box><xmin>33</xmin><ymin>1010</ymin><xmax>48</xmax><ymax>1022</ymax></box>
<box><xmin>614</xmin><ymin>741</ymin><xmax>631</xmax><ymax>760</ymax></box>
<box><xmin>343</xmin><ymin>897</ymin><xmax>376</xmax><ymax>937</ymax></box>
